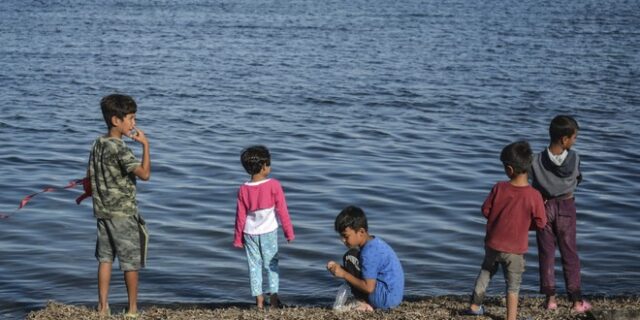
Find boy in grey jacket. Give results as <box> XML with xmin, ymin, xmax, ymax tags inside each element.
<box><xmin>530</xmin><ymin>115</ymin><xmax>591</xmax><ymax>313</ymax></box>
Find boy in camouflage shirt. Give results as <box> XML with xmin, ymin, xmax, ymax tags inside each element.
<box><xmin>88</xmin><ymin>94</ymin><xmax>151</xmax><ymax>317</ymax></box>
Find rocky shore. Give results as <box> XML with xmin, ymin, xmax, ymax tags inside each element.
<box><xmin>26</xmin><ymin>296</ymin><xmax>640</xmax><ymax>320</ymax></box>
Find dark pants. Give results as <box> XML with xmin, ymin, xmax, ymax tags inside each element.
<box><xmin>343</xmin><ymin>248</ymin><xmax>369</xmax><ymax>302</ymax></box>
<box><xmin>536</xmin><ymin>197</ymin><xmax>582</xmax><ymax>302</ymax></box>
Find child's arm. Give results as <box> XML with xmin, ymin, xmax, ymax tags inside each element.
<box><xmin>481</xmin><ymin>184</ymin><xmax>498</xmax><ymax>218</ymax></box>
<box><xmin>531</xmin><ymin>194</ymin><xmax>548</xmax><ymax>230</ymax></box>
<box><xmin>233</xmin><ymin>192</ymin><xmax>247</xmax><ymax>248</ymax></box>
<box><xmin>274</xmin><ymin>181</ymin><xmax>295</xmax><ymax>242</ymax></box>
<box><xmin>327</xmin><ymin>261</ymin><xmax>376</xmax><ymax>294</ymax></box>
<box><xmin>130</xmin><ymin>127</ymin><xmax>151</xmax><ymax>181</ymax></box>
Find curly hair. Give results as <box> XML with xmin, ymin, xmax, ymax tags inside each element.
<box><xmin>240</xmin><ymin>145</ymin><xmax>271</xmax><ymax>175</ymax></box>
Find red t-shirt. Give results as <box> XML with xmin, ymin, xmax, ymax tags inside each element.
<box><xmin>481</xmin><ymin>181</ymin><xmax>547</xmax><ymax>254</ymax></box>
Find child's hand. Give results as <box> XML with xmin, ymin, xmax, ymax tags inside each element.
<box><xmin>326</xmin><ymin>261</ymin><xmax>346</xmax><ymax>278</ymax></box>
<box><xmin>129</xmin><ymin>127</ymin><xmax>149</xmax><ymax>145</ymax></box>
<box><xmin>233</xmin><ymin>242</ymin><xmax>244</xmax><ymax>248</ymax></box>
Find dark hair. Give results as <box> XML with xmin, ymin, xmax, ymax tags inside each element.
<box><xmin>100</xmin><ymin>94</ymin><xmax>137</xmax><ymax>129</ymax></box>
<box><xmin>500</xmin><ymin>140</ymin><xmax>533</xmax><ymax>175</ymax></box>
<box><xmin>334</xmin><ymin>205</ymin><xmax>368</xmax><ymax>233</ymax></box>
<box><xmin>240</xmin><ymin>145</ymin><xmax>271</xmax><ymax>175</ymax></box>
<box><xmin>549</xmin><ymin>115</ymin><xmax>579</xmax><ymax>143</ymax></box>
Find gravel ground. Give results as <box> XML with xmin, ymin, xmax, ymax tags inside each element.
<box><xmin>26</xmin><ymin>296</ymin><xmax>640</xmax><ymax>320</ymax></box>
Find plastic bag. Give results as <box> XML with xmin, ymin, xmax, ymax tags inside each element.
<box><xmin>332</xmin><ymin>283</ymin><xmax>351</xmax><ymax>310</ymax></box>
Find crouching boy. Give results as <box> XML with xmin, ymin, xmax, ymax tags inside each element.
<box><xmin>327</xmin><ymin>205</ymin><xmax>404</xmax><ymax>310</ymax></box>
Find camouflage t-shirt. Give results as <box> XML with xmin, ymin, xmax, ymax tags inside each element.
<box><xmin>89</xmin><ymin>136</ymin><xmax>139</xmax><ymax>219</ymax></box>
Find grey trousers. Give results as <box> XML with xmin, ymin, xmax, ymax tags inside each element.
<box><xmin>471</xmin><ymin>246</ymin><xmax>525</xmax><ymax>305</ymax></box>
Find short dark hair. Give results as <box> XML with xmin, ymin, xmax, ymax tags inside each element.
<box><xmin>240</xmin><ymin>145</ymin><xmax>271</xmax><ymax>175</ymax></box>
<box><xmin>334</xmin><ymin>205</ymin><xmax>368</xmax><ymax>233</ymax></box>
<box><xmin>500</xmin><ymin>140</ymin><xmax>533</xmax><ymax>175</ymax></box>
<box><xmin>549</xmin><ymin>115</ymin><xmax>579</xmax><ymax>143</ymax></box>
<box><xmin>100</xmin><ymin>94</ymin><xmax>137</xmax><ymax>129</ymax></box>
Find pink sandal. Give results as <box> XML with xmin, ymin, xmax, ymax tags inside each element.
<box><xmin>544</xmin><ymin>300</ymin><xmax>558</xmax><ymax>310</ymax></box>
<box><xmin>572</xmin><ymin>300</ymin><xmax>592</xmax><ymax>313</ymax></box>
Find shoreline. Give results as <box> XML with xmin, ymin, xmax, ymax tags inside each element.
<box><xmin>26</xmin><ymin>295</ymin><xmax>640</xmax><ymax>320</ymax></box>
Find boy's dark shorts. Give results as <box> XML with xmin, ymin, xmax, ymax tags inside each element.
<box><xmin>96</xmin><ymin>215</ymin><xmax>148</xmax><ymax>271</ymax></box>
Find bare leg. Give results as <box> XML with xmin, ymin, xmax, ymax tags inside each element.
<box><xmin>97</xmin><ymin>262</ymin><xmax>112</xmax><ymax>315</ymax></box>
<box><xmin>255</xmin><ymin>295</ymin><xmax>264</xmax><ymax>309</ymax></box>
<box><xmin>124</xmin><ymin>270</ymin><xmax>139</xmax><ymax>314</ymax></box>
<box><xmin>547</xmin><ymin>294</ymin><xmax>557</xmax><ymax>307</ymax></box>
<box><xmin>506</xmin><ymin>292</ymin><xmax>518</xmax><ymax>320</ymax></box>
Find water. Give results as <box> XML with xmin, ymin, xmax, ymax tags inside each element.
<box><xmin>1</xmin><ymin>0</ymin><xmax>639</xmax><ymax>318</ymax></box>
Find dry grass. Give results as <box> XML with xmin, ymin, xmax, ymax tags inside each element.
<box><xmin>26</xmin><ymin>296</ymin><xmax>640</xmax><ymax>320</ymax></box>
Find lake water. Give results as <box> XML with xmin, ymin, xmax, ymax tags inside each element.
<box><xmin>1</xmin><ymin>0</ymin><xmax>639</xmax><ymax>318</ymax></box>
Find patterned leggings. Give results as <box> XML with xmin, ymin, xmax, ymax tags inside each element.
<box><xmin>244</xmin><ymin>230</ymin><xmax>279</xmax><ymax>296</ymax></box>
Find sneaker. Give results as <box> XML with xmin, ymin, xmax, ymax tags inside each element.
<box><xmin>463</xmin><ymin>305</ymin><xmax>485</xmax><ymax>316</ymax></box>
<box><xmin>572</xmin><ymin>300</ymin><xmax>593</xmax><ymax>313</ymax></box>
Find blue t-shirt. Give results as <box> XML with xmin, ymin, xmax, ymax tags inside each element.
<box><xmin>360</xmin><ymin>237</ymin><xmax>404</xmax><ymax>309</ymax></box>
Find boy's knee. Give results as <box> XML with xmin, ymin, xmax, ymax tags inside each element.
<box><xmin>120</xmin><ymin>261</ymin><xmax>142</xmax><ymax>272</ymax></box>
<box><xmin>507</xmin><ymin>285</ymin><xmax>521</xmax><ymax>294</ymax></box>
<box><xmin>506</xmin><ymin>272</ymin><xmax>523</xmax><ymax>293</ymax></box>
<box><xmin>343</xmin><ymin>248</ymin><xmax>361</xmax><ymax>275</ymax></box>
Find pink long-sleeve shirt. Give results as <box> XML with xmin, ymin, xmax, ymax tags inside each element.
<box><xmin>233</xmin><ymin>178</ymin><xmax>295</xmax><ymax>247</ymax></box>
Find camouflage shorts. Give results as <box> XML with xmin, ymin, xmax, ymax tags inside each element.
<box><xmin>95</xmin><ymin>215</ymin><xmax>148</xmax><ymax>271</ymax></box>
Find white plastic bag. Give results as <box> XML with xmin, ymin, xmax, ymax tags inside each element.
<box><xmin>333</xmin><ymin>283</ymin><xmax>364</xmax><ymax>312</ymax></box>
<box><xmin>332</xmin><ymin>283</ymin><xmax>350</xmax><ymax>310</ymax></box>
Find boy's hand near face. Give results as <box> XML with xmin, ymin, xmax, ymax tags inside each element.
<box><xmin>130</xmin><ymin>126</ymin><xmax>151</xmax><ymax>181</ymax></box>
<box><xmin>327</xmin><ymin>261</ymin><xmax>346</xmax><ymax>278</ymax></box>
<box><xmin>129</xmin><ymin>127</ymin><xmax>148</xmax><ymax>145</ymax></box>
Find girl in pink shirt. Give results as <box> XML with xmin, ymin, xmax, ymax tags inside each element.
<box><xmin>234</xmin><ymin>145</ymin><xmax>295</xmax><ymax>309</ymax></box>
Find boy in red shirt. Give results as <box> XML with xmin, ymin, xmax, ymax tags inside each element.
<box><xmin>464</xmin><ymin>141</ymin><xmax>547</xmax><ymax>320</ymax></box>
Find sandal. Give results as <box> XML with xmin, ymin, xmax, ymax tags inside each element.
<box><xmin>462</xmin><ymin>305</ymin><xmax>484</xmax><ymax>316</ymax></box>
<box><xmin>123</xmin><ymin>311</ymin><xmax>140</xmax><ymax>319</ymax></box>
<box><xmin>572</xmin><ymin>300</ymin><xmax>592</xmax><ymax>313</ymax></box>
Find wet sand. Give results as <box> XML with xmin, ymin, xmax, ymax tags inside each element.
<box><xmin>26</xmin><ymin>296</ymin><xmax>640</xmax><ymax>320</ymax></box>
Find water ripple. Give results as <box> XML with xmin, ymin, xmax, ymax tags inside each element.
<box><xmin>1</xmin><ymin>0</ymin><xmax>640</xmax><ymax>319</ymax></box>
